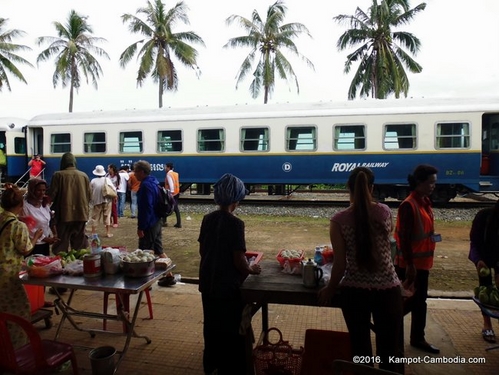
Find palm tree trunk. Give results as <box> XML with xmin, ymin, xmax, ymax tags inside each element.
<box><xmin>69</xmin><ymin>81</ymin><xmax>74</xmax><ymax>113</ymax></box>
<box><xmin>158</xmin><ymin>79</ymin><xmax>163</xmax><ymax>108</ymax></box>
<box><xmin>264</xmin><ymin>86</ymin><xmax>269</xmax><ymax>104</ymax></box>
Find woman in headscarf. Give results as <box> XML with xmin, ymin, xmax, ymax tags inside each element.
<box><xmin>22</xmin><ymin>178</ymin><xmax>59</xmax><ymax>255</ymax></box>
<box><xmin>198</xmin><ymin>173</ymin><xmax>261</xmax><ymax>375</ymax></box>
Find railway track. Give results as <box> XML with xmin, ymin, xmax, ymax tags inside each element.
<box><xmin>179</xmin><ymin>192</ymin><xmax>498</xmax><ymax>209</ymax></box>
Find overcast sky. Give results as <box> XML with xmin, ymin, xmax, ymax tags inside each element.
<box><xmin>1</xmin><ymin>0</ymin><xmax>499</xmax><ymax>120</ymax></box>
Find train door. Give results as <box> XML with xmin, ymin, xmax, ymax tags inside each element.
<box><xmin>28</xmin><ymin>127</ymin><xmax>44</xmax><ymax>158</ymax></box>
<box><xmin>0</xmin><ymin>131</ymin><xmax>6</xmax><ymax>182</ymax></box>
<box><xmin>481</xmin><ymin>114</ymin><xmax>499</xmax><ymax>177</ymax></box>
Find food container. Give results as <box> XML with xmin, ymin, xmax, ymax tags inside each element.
<box><xmin>121</xmin><ymin>260</ymin><xmax>155</xmax><ymax>278</ymax></box>
<box><xmin>276</xmin><ymin>249</ymin><xmax>304</xmax><ymax>274</ymax></box>
<box><xmin>246</xmin><ymin>251</ymin><xmax>264</xmax><ymax>265</ymax></box>
<box><xmin>83</xmin><ymin>254</ymin><xmax>102</xmax><ymax>278</ymax></box>
<box><xmin>321</xmin><ymin>246</ymin><xmax>334</xmax><ymax>264</ymax></box>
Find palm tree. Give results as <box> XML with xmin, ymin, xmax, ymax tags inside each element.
<box><xmin>334</xmin><ymin>0</ymin><xmax>426</xmax><ymax>99</ymax></box>
<box><xmin>0</xmin><ymin>18</ymin><xmax>33</xmax><ymax>92</ymax></box>
<box><xmin>120</xmin><ymin>0</ymin><xmax>205</xmax><ymax>109</ymax></box>
<box><xmin>36</xmin><ymin>10</ymin><xmax>109</xmax><ymax>112</ymax></box>
<box><xmin>224</xmin><ymin>0</ymin><xmax>314</xmax><ymax>104</ymax></box>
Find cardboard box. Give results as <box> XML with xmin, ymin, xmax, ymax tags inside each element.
<box><xmin>24</xmin><ymin>284</ymin><xmax>45</xmax><ymax>314</ymax></box>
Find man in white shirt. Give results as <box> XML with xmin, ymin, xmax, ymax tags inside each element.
<box><xmin>117</xmin><ymin>165</ymin><xmax>130</xmax><ymax>217</ymax></box>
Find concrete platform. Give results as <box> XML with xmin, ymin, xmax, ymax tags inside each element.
<box><xmin>37</xmin><ymin>282</ymin><xmax>498</xmax><ymax>375</ymax></box>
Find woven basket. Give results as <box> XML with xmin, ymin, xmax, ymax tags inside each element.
<box><xmin>253</xmin><ymin>328</ymin><xmax>304</xmax><ymax>375</ymax></box>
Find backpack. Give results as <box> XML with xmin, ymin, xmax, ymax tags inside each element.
<box><xmin>155</xmin><ymin>185</ymin><xmax>175</xmax><ymax>218</ymax></box>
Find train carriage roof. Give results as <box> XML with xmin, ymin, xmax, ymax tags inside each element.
<box><xmin>27</xmin><ymin>97</ymin><xmax>499</xmax><ymax>126</ymax></box>
<box><xmin>0</xmin><ymin>117</ymin><xmax>28</xmax><ymax>131</ymax></box>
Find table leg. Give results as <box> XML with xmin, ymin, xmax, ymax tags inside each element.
<box><xmin>261</xmin><ymin>303</ymin><xmax>269</xmax><ymax>342</ymax></box>
<box><xmin>54</xmin><ymin>289</ymin><xmax>76</xmax><ymax>341</ymax></box>
<box><xmin>114</xmin><ymin>290</ymin><xmax>152</xmax><ymax>372</ymax></box>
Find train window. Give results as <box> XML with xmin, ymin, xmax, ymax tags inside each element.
<box><xmin>198</xmin><ymin>129</ymin><xmax>225</xmax><ymax>152</ymax></box>
<box><xmin>383</xmin><ymin>124</ymin><xmax>416</xmax><ymax>150</ymax></box>
<box><xmin>334</xmin><ymin>125</ymin><xmax>365</xmax><ymax>150</ymax></box>
<box><xmin>241</xmin><ymin>127</ymin><xmax>269</xmax><ymax>152</ymax></box>
<box><xmin>436</xmin><ymin>122</ymin><xmax>470</xmax><ymax>149</ymax></box>
<box><xmin>158</xmin><ymin>130</ymin><xmax>182</xmax><ymax>153</ymax></box>
<box><xmin>14</xmin><ymin>137</ymin><xmax>25</xmax><ymax>154</ymax></box>
<box><xmin>120</xmin><ymin>131</ymin><xmax>143</xmax><ymax>153</ymax></box>
<box><xmin>286</xmin><ymin>126</ymin><xmax>316</xmax><ymax>151</ymax></box>
<box><xmin>84</xmin><ymin>132</ymin><xmax>106</xmax><ymax>153</ymax></box>
<box><xmin>50</xmin><ymin>133</ymin><xmax>71</xmax><ymax>153</ymax></box>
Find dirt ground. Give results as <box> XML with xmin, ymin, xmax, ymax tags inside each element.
<box><xmin>101</xmin><ymin>211</ymin><xmax>476</xmax><ymax>294</ymax></box>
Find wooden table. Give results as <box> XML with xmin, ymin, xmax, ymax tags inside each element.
<box><xmin>20</xmin><ymin>266</ymin><xmax>174</xmax><ymax>374</ymax></box>
<box><xmin>241</xmin><ymin>259</ymin><xmax>339</xmax><ymax>337</ymax></box>
<box><xmin>240</xmin><ymin>260</ymin><xmax>341</xmax><ymax>375</ymax></box>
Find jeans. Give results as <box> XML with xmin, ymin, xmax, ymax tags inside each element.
<box><xmin>130</xmin><ymin>191</ymin><xmax>138</xmax><ymax>217</ymax></box>
<box><xmin>117</xmin><ymin>192</ymin><xmax>126</xmax><ymax>217</ymax></box>
<box><xmin>341</xmin><ymin>286</ymin><xmax>404</xmax><ymax>374</ymax></box>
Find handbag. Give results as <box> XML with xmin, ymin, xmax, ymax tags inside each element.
<box><xmin>103</xmin><ymin>178</ymin><xmax>117</xmax><ymax>199</ymax></box>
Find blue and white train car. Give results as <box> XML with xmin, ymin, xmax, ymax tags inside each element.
<box><xmin>0</xmin><ymin>118</ymin><xmax>27</xmax><ymax>183</ymax></box>
<box><xmin>25</xmin><ymin>98</ymin><xmax>499</xmax><ymax>201</ymax></box>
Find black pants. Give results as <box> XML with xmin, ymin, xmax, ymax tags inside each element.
<box><xmin>396</xmin><ymin>266</ymin><xmax>429</xmax><ymax>343</ymax></box>
<box><xmin>341</xmin><ymin>286</ymin><xmax>404</xmax><ymax>374</ymax></box>
<box><xmin>201</xmin><ymin>291</ymin><xmax>246</xmax><ymax>375</ymax></box>
<box><xmin>138</xmin><ymin>219</ymin><xmax>163</xmax><ymax>256</ymax></box>
<box><xmin>164</xmin><ymin>195</ymin><xmax>181</xmax><ymax>226</ymax></box>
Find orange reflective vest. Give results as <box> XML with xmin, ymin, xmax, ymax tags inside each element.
<box><xmin>394</xmin><ymin>193</ymin><xmax>435</xmax><ymax>270</ymax></box>
<box><xmin>168</xmin><ymin>170</ymin><xmax>180</xmax><ymax>196</ymax></box>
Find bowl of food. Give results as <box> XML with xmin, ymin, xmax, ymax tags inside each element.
<box><xmin>276</xmin><ymin>249</ymin><xmax>304</xmax><ymax>273</ymax></box>
<box><xmin>121</xmin><ymin>249</ymin><xmax>156</xmax><ymax>277</ymax></box>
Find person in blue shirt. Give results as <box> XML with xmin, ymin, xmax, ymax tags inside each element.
<box><xmin>134</xmin><ymin>160</ymin><xmax>164</xmax><ymax>257</ymax></box>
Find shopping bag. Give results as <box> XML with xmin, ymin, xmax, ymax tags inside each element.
<box><xmin>253</xmin><ymin>327</ymin><xmax>304</xmax><ymax>375</ymax></box>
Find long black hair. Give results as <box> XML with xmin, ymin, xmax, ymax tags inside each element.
<box><xmin>348</xmin><ymin>167</ymin><xmax>382</xmax><ymax>272</ymax></box>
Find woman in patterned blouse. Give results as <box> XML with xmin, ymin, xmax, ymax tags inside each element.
<box><xmin>0</xmin><ymin>185</ymin><xmax>43</xmax><ymax>347</ymax></box>
<box><xmin>318</xmin><ymin>167</ymin><xmax>404</xmax><ymax>374</ymax></box>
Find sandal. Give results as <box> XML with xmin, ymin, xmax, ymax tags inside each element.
<box><xmin>482</xmin><ymin>329</ymin><xmax>496</xmax><ymax>343</ymax></box>
<box><xmin>158</xmin><ymin>276</ymin><xmax>176</xmax><ymax>287</ymax></box>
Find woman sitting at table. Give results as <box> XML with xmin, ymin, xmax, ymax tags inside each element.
<box><xmin>198</xmin><ymin>173</ymin><xmax>261</xmax><ymax>375</ymax></box>
<box><xmin>318</xmin><ymin>167</ymin><xmax>404</xmax><ymax>374</ymax></box>
<box><xmin>0</xmin><ymin>185</ymin><xmax>43</xmax><ymax>347</ymax></box>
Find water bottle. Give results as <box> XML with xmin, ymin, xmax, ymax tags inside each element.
<box><xmin>314</xmin><ymin>246</ymin><xmax>323</xmax><ymax>266</ymax></box>
<box><xmin>90</xmin><ymin>233</ymin><xmax>102</xmax><ymax>254</ymax></box>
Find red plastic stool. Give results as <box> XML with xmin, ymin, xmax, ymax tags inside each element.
<box><xmin>103</xmin><ymin>288</ymin><xmax>153</xmax><ymax>332</ymax></box>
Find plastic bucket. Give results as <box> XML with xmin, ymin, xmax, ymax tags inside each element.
<box><xmin>83</xmin><ymin>254</ymin><xmax>102</xmax><ymax>278</ymax></box>
<box><xmin>89</xmin><ymin>346</ymin><xmax>116</xmax><ymax>375</ymax></box>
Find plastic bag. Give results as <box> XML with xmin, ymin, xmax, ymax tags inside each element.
<box><xmin>320</xmin><ymin>263</ymin><xmax>333</xmax><ymax>284</ymax></box>
<box><xmin>63</xmin><ymin>260</ymin><xmax>84</xmax><ymax>276</ymax></box>
<box><xmin>26</xmin><ymin>256</ymin><xmax>63</xmax><ymax>278</ymax></box>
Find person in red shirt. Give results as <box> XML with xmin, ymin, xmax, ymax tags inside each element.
<box><xmin>28</xmin><ymin>154</ymin><xmax>46</xmax><ymax>179</ymax></box>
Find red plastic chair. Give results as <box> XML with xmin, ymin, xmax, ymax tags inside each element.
<box><xmin>0</xmin><ymin>312</ymin><xmax>79</xmax><ymax>374</ymax></box>
<box><xmin>103</xmin><ymin>289</ymin><xmax>153</xmax><ymax>332</ymax></box>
